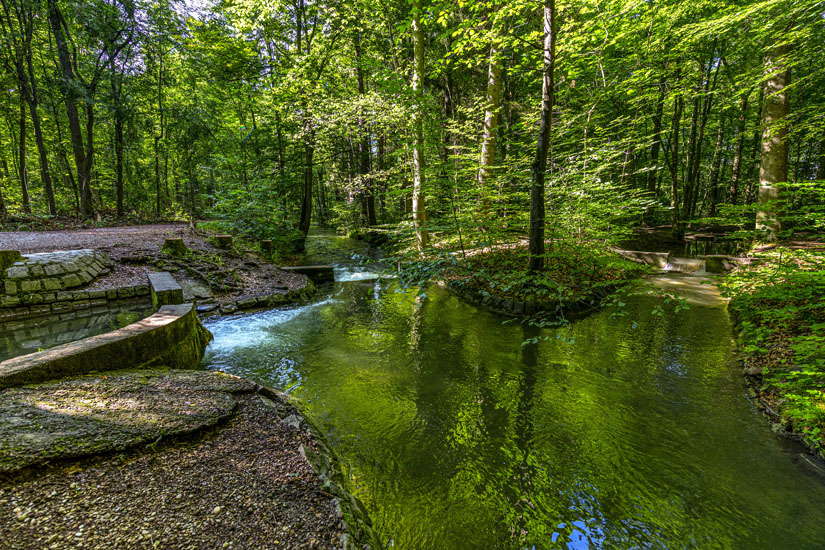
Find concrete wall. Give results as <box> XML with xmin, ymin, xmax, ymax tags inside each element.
<box><xmin>0</xmin><ymin>303</ymin><xmax>212</xmax><ymax>389</ymax></box>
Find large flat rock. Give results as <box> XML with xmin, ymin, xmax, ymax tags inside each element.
<box><xmin>0</xmin><ymin>369</ymin><xmax>255</xmax><ymax>473</ymax></box>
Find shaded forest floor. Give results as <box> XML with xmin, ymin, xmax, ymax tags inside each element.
<box><xmin>0</xmin><ymin>223</ymin><xmax>308</xmax><ymax>304</ymax></box>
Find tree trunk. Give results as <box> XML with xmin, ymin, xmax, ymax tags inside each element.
<box><xmin>298</xmin><ymin>132</ymin><xmax>314</xmax><ymax>235</ymax></box>
<box><xmin>478</xmin><ymin>38</ymin><xmax>502</xmax><ymax>215</ymax></box>
<box><xmin>757</xmin><ymin>29</ymin><xmax>792</xmax><ymax>241</ymax></box>
<box><xmin>668</xmin><ymin>92</ymin><xmax>684</xmax><ymax>241</ymax></box>
<box><xmin>47</xmin><ymin>0</ymin><xmax>92</xmax><ymax>217</ymax></box>
<box><xmin>744</xmin><ymin>88</ymin><xmax>764</xmax><ymax>204</ymax></box>
<box><xmin>355</xmin><ymin>33</ymin><xmax>376</xmax><ymax>226</ymax></box>
<box><xmin>528</xmin><ymin>0</ymin><xmax>555</xmax><ymax>272</ymax></box>
<box><xmin>646</xmin><ymin>80</ymin><xmax>665</xmax><ymax>220</ymax></box>
<box><xmin>729</xmin><ymin>90</ymin><xmax>750</xmax><ymax>205</ymax></box>
<box><xmin>411</xmin><ymin>0</ymin><xmax>428</xmax><ymax>250</ymax></box>
<box><xmin>0</xmin><ymin>158</ymin><xmax>9</xmax><ymax>218</ymax></box>
<box><xmin>18</xmin><ymin>94</ymin><xmax>30</xmax><ymax>214</ymax></box>
<box><xmin>816</xmin><ymin>134</ymin><xmax>825</xmax><ymax>181</ymax></box>
<box><xmin>707</xmin><ymin>111</ymin><xmax>726</xmax><ymax>216</ymax></box>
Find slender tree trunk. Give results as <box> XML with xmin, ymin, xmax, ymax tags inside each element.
<box><xmin>757</xmin><ymin>28</ymin><xmax>792</xmax><ymax>241</ymax></box>
<box><xmin>478</xmin><ymin>38</ymin><xmax>502</xmax><ymax>214</ymax></box>
<box><xmin>707</xmin><ymin>111</ymin><xmax>726</xmax><ymax>216</ymax></box>
<box><xmin>298</xmin><ymin>131</ymin><xmax>314</xmax><ymax>235</ymax></box>
<box><xmin>683</xmin><ymin>94</ymin><xmax>700</xmax><ymax>217</ymax></box>
<box><xmin>0</xmin><ymin>158</ymin><xmax>9</xmax><ymax>218</ymax></box>
<box><xmin>668</xmin><ymin>93</ymin><xmax>684</xmax><ymax>240</ymax></box>
<box><xmin>744</xmin><ymin>88</ymin><xmax>764</xmax><ymax>204</ymax></box>
<box><xmin>528</xmin><ymin>0</ymin><xmax>555</xmax><ymax>272</ymax></box>
<box><xmin>49</xmin><ymin>99</ymin><xmax>79</xmax><ymax>213</ymax></box>
<box><xmin>411</xmin><ymin>0</ymin><xmax>428</xmax><ymax>250</ymax></box>
<box><xmin>645</xmin><ymin>80</ymin><xmax>665</xmax><ymax>221</ymax></box>
<box><xmin>18</xmin><ymin>94</ymin><xmax>30</xmax><ymax>213</ymax></box>
<box><xmin>47</xmin><ymin>0</ymin><xmax>91</xmax><ymax>216</ymax></box>
<box><xmin>729</xmin><ymin>90</ymin><xmax>750</xmax><ymax>205</ymax></box>
<box><xmin>24</xmin><ymin>91</ymin><xmax>55</xmax><ymax>215</ymax></box>
<box><xmin>83</xmin><ymin>102</ymin><xmax>95</xmax><ymax>213</ymax></box>
<box><xmin>354</xmin><ymin>33</ymin><xmax>376</xmax><ymax>226</ymax></box>
<box><xmin>275</xmin><ymin>111</ymin><xmax>286</xmax><ymax>176</ymax></box>
<box><xmin>114</xmin><ymin>114</ymin><xmax>124</xmax><ymax>217</ymax></box>
<box><xmin>816</xmin><ymin>134</ymin><xmax>825</xmax><ymax>181</ymax></box>
<box><xmin>378</xmin><ymin>133</ymin><xmax>387</xmax><ymax>219</ymax></box>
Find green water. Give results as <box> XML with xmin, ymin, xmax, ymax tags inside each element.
<box><xmin>204</xmin><ymin>231</ymin><xmax>825</xmax><ymax>549</ymax></box>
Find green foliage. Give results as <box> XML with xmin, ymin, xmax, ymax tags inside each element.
<box><xmin>723</xmin><ymin>248</ymin><xmax>825</xmax><ymax>452</ymax></box>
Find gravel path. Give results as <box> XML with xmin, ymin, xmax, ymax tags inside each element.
<box><xmin>0</xmin><ymin>394</ymin><xmax>345</xmax><ymax>550</ymax></box>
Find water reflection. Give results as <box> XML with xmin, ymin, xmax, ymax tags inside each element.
<box><xmin>204</xmin><ymin>234</ymin><xmax>825</xmax><ymax>550</ymax></box>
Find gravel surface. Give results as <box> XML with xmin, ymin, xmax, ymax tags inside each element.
<box><xmin>0</xmin><ymin>224</ymin><xmax>308</xmax><ymax>299</ymax></box>
<box><xmin>0</xmin><ymin>393</ymin><xmax>345</xmax><ymax>550</ymax></box>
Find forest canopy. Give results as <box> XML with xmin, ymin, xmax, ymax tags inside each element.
<box><xmin>0</xmin><ymin>0</ymin><xmax>822</xmax><ymax>255</ymax></box>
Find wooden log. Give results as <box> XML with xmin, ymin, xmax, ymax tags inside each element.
<box><xmin>161</xmin><ymin>238</ymin><xmax>188</xmax><ymax>256</ymax></box>
<box><xmin>214</xmin><ymin>234</ymin><xmax>233</xmax><ymax>248</ymax></box>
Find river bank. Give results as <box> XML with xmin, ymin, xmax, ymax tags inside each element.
<box><xmin>721</xmin><ymin>246</ymin><xmax>825</xmax><ymax>459</ymax></box>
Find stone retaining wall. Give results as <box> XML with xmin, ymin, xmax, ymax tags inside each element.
<box><xmin>0</xmin><ymin>298</ymin><xmax>152</xmax><ymax>360</ymax></box>
<box><xmin>0</xmin><ymin>284</ymin><xmax>151</xmax><ymax>322</ymax></box>
<box><xmin>445</xmin><ymin>280</ymin><xmax>609</xmax><ymax>320</ymax></box>
<box><xmin>200</xmin><ymin>280</ymin><xmax>317</xmax><ymax>316</ymax></box>
<box><xmin>0</xmin><ymin>303</ymin><xmax>212</xmax><ymax>389</ymax></box>
<box><xmin>1</xmin><ymin>250</ymin><xmax>112</xmax><ymax>303</ymax></box>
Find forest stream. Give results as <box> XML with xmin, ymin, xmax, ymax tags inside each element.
<box><xmin>203</xmin><ymin>229</ymin><xmax>825</xmax><ymax>549</ymax></box>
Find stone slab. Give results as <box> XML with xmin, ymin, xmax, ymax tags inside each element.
<box><xmin>0</xmin><ymin>303</ymin><xmax>212</xmax><ymax>389</ymax></box>
<box><xmin>281</xmin><ymin>265</ymin><xmax>335</xmax><ymax>283</ymax></box>
<box><xmin>148</xmin><ymin>272</ymin><xmax>184</xmax><ymax>310</ymax></box>
<box><xmin>0</xmin><ymin>369</ymin><xmax>254</xmax><ymax>473</ymax></box>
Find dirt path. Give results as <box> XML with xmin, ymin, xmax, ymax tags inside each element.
<box><xmin>0</xmin><ymin>224</ymin><xmax>306</xmax><ymax>300</ymax></box>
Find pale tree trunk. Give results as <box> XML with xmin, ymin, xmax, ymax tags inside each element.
<box><xmin>528</xmin><ymin>0</ymin><xmax>555</xmax><ymax>272</ymax></box>
<box><xmin>478</xmin><ymin>38</ymin><xmax>502</xmax><ymax>215</ymax></box>
<box><xmin>411</xmin><ymin>0</ymin><xmax>428</xmax><ymax>250</ymax></box>
<box><xmin>757</xmin><ymin>30</ymin><xmax>792</xmax><ymax>241</ymax></box>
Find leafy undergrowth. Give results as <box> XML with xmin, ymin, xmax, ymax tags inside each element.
<box><xmin>721</xmin><ymin>248</ymin><xmax>825</xmax><ymax>456</ymax></box>
<box><xmin>400</xmin><ymin>242</ymin><xmax>650</xmax><ymax>313</ymax></box>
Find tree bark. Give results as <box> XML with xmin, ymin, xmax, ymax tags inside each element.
<box><xmin>707</xmin><ymin>111</ymin><xmax>726</xmax><ymax>216</ymax></box>
<box><xmin>728</xmin><ymin>90</ymin><xmax>750</xmax><ymax>205</ymax></box>
<box><xmin>668</xmin><ymin>90</ymin><xmax>684</xmax><ymax>241</ymax></box>
<box><xmin>478</xmin><ymin>37</ymin><xmax>502</xmax><ymax>215</ymax></box>
<box><xmin>528</xmin><ymin>0</ymin><xmax>555</xmax><ymax>272</ymax></box>
<box><xmin>646</xmin><ymin>80</ymin><xmax>665</xmax><ymax>220</ymax></box>
<box><xmin>411</xmin><ymin>0</ymin><xmax>428</xmax><ymax>250</ymax></box>
<box><xmin>355</xmin><ymin>33</ymin><xmax>376</xmax><ymax>226</ymax></box>
<box><xmin>18</xmin><ymin>93</ymin><xmax>30</xmax><ymax>213</ymax></box>
<box><xmin>47</xmin><ymin>0</ymin><xmax>93</xmax><ymax>217</ymax></box>
<box><xmin>757</xmin><ymin>29</ymin><xmax>792</xmax><ymax>241</ymax></box>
